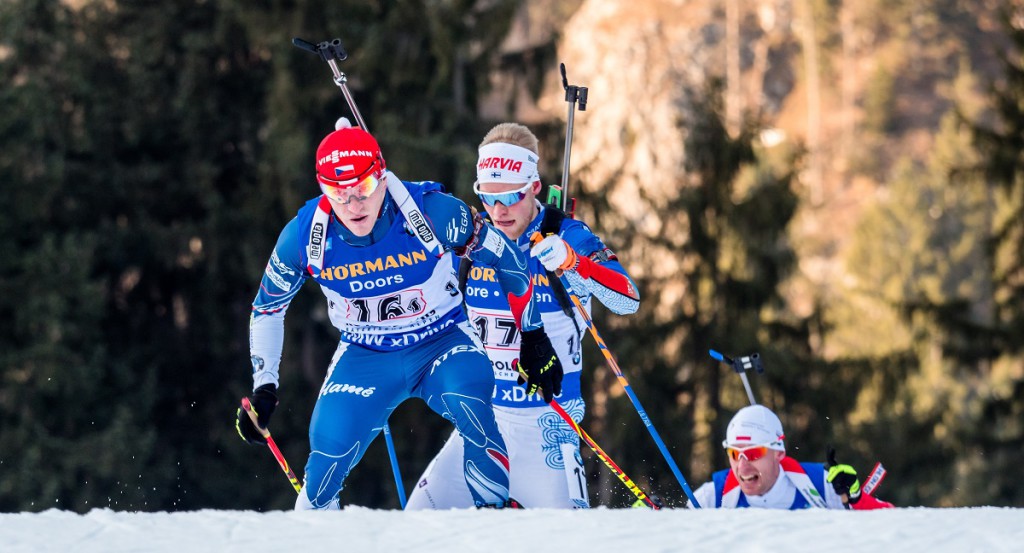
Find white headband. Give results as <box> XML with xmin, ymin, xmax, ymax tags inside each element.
<box><xmin>476</xmin><ymin>142</ymin><xmax>540</xmax><ymax>185</ymax></box>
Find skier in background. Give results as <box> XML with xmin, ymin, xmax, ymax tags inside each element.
<box><xmin>407</xmin><ymin>122</ymin><xmax>641</xmax><ymax>509</ymax></box>
<box><xmin>235</xmin><ymin>120</ymin><xmax>563</xmax><ymax>510</ymax></box>
<box><xmin>689</xmin><ymin>404</ymin><xmax>894</xmax><ymax>510</ymax></box>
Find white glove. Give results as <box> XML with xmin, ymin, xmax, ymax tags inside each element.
<box><xmin>530</xmin><ymin>234</ymin><xmax>577</xmax><ymax>272</ymax></box>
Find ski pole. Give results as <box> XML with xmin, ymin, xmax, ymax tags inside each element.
<box><xmin>557</xmin><ymin>280</ymin><xmax>701</xmax><ymax>508</ymax></box>
<box><xmin>382</xmin><ymin>422</ymin><xmax>407</xmax><ymax>508</ymax></box>
<box><xmin>240</xmin><ymin>397</ymin><xmax>303</xmax><ymax>494</ymax></box>
<box><xmin>547</xmin><ymin>399</ymin><xmax>661</xmax><ymax>509</ymax></box>
<box><xmin>709</xmin><ymin>349</ymin><xmax>763</xmax><ymax>406</ymax></box>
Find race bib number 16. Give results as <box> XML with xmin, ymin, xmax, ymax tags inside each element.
<box><xmin>346</xmin><ymin>289</ymin><xmax>426</xmax><ymax>323</ymax></box>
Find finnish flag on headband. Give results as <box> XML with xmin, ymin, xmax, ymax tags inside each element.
<box><xmin>475</xmin><ymin>142</ymin><xmax>540</xmax><ymax>185</ymax></box>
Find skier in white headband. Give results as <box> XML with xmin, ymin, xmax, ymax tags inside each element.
<box><xmin>408</xmin><ymin>122</ymin><xmax>641</xmax><ymax>509</ymax></box>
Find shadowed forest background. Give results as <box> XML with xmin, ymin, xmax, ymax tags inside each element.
<box><xmin>1</xmin><ymin>0</ymin><xmax>1022</xmax><ymax>512</ymax></box>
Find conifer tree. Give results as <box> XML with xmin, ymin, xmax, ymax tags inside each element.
<box><xmin>961</xmin><ymin>3</ymin><xmax>1024</xmax><ymax>505</ymax></box>
<box><xmin>1</xmin><ymin>0</ymin><xmax>525</xmax><ymax>511</ymax></box>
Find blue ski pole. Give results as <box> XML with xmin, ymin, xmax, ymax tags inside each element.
<box><xmin>382</xmin><ymin>422</ymin><xmax>407</xmax><ymax>508</ymax></box>
<box><xmin>553</xmin><ymin>272</ymin><xmax>701</xmax><ymax>508</ymax></box>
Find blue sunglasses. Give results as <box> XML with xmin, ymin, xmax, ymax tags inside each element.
<box><xmin>473</xmin><ymin>181</ymin><xmax>533</xmax><ymax>207</ymax></box>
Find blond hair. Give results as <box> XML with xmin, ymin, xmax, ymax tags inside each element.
<box><xmin>479</xmin><ymin>122</ymin><xmax>539</xmax><ymax>155</ymax></box>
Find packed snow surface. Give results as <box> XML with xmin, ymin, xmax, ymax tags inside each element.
<box><xmin>2</xmin><ymin>506</ymin><xmax>1022</xmax><ymax>552</ymax></box>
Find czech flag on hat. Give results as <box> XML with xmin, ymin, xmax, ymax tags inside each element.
<box><xmin>315</xmin><ymin>127</ymin><xmax>385</xmax><ymax>187</ymax></box>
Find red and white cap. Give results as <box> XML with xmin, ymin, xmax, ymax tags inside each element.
<box><xmin>315</xmin><ymin>125</ymin><xmax>385</xmax><ymax>188</ymax></box>
<box><xmin>723</xmin><ymin>405</ymin><xmax>786</xmax><ymax>451</ymax></box>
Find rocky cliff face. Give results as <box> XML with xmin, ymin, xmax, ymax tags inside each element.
<box><xmin>488</xmin><ymin>0</ymin><xmax>998</xmax><ymax>345</ymax></box>
<box><xmin>534</xmin><ymin>0</ymin><xmax>802</xmax><ymax>328</ymax></box>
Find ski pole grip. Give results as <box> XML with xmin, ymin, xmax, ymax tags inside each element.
<box><xmin>240</xmin><ymin>397</ymin><xmax>272</xmax><ymax>439</ymax></box>
<box><xmin>578</xmin><ymin>87</ymin><xmax>589</xmax><ymax>110</ymax></box>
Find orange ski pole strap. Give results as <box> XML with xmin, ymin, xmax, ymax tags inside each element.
<box><xmin>241</xmin><ymin>397</ymin><xmax>303</xmax><ymax>494</ymax></box>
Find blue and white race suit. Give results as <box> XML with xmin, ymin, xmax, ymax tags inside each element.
<box><xmin>250</xmin><ymin>173</ymin><xmax>542</xmax><ymax>509</ymax></box>
<box><xmin>407</xmin><ymin>202</ymin><xmax>639</xmax><ymax>509</ymax></box>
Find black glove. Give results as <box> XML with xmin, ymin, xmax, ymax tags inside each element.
<box><xmin>513</xmin><ymin>328</ymin><xmax>564</xmax><ymax>403</ymax></box>
<box><xmin>826</xmin><ymin>445</ymin><xmax>861</xmax><ymax>504</ymax></box>
<box><xmin>235</xmin><ymin>384</ymin><xmax>278</xmax><ymax>445</ymax></box>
